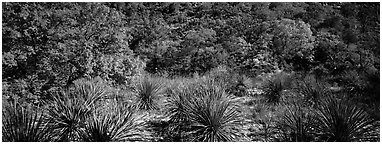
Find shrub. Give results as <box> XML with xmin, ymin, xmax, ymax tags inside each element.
<box><xmin>262</xmin><ymin>72</ymin><xmax>293</xmax><ymax>104</ymax></box>
<box><xmin>2</xmin><ymin>103</ymin><xmax>52</xmax><ymax>142</ymax></box>
<box><xmin>164</xmin><ymin>86</ymin><xmax>193</xmax><ymax>141</ymax></box>
<box><xmin>275</xmin><ymin>103</ymin><xmax>319</xmax><ymax>142</ymax></box>
<box><xmin>82</xmin><ymin>103</ymin><xmax>147</xmax><ymax>142</ymax></box>
<box><xmin>134</xmin><ymin>76</ymin><xmax>166</xmax><ymax>111</ymax></box>
<box><xmin>165</xmin><ymin>81</ymin><xmax>242</xmax><ymax>142</ymax></box>
<box><xmin>315</xmin><ymin>96</ymin><xmax>379</xmax><ymax>142</ymax></box>
<box><xmin>295</xmin><ymin>75</ymin><xmax>330</xmax><ymax>107</ymax></box>
<box><xmin>44</xmin><ymin>77</ymin><xmax>110</xmax><ymax>141</ymax></box>
<box><xmin>45</xmin><ymin>91</ymin><xmax>92</xmax><ymax>141</ymax></box>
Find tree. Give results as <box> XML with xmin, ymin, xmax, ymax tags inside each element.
<box><xmin>2</xmin><ymin>3</ymin><xmax>144</xmax><ymax>104</ymax></box>
<box><xmin>258</xmin><ymin>18</ymin><xmax>315</xmax><ymax>71</ymax></box>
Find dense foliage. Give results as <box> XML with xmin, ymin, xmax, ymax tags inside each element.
<box><xmin>2</xmin><ymin>2</ymin><xmax>379</xmax><ymax>142</ymax></box>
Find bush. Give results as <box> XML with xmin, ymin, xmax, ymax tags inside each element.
<box><xmin>165</xmin><ymin>80</ymin><xmax>242</xmax><ymax>142</ymax></box>
<box><xmin>261</xmin><ymin>72</ymin><xmax>293</xmax><ymax>104</ymax></box>
<box><xmin>205</xmin><ymin>66</ymin><xmax>252</xmax><ymax>97</ymax></box>
<box><xmin>2</xmin><ymin>103</ymin><xmax>52</xmax><ymax>142</ymax></box>
<box><xmin>294</xmin><ymin>74</ymin><xmax>330</xmax><ymax>107</ymax></box>
<box><xmin>82</xmin><ymin>103</ymin><xmax>147</xmax><ymax>142</ymax></box>
<box><xmin>315</xmin><ymin>96</ymin><xmax>379</xmax><ymax>142</ymax></box>
<box><xmin>275</xmin><ymin>103</ymin><xmax>319</xmax><ymax>142</ymax></box>
<box><xmin>134</xmin><ymin>75</ymin><xmax>166</xmax><ymax>111</ymax></box>
<box><xmin>45</xmin><ymin>91</ymin><xmax>93</xmax><ymax>141</ymax></box>
<box><xmin>44</xmin><ymin>77</ymin><xmax>110</xmax><ymax>141</ymax></box>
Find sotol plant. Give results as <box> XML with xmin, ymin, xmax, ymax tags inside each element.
<box><xmin>262</xmin><ymin>72</ymin><xmax>293</xmax><ymax>104</ymax></box>
<box><xmin>45</xmin><ymin>77</ymin><xmax>110</xmax><ymax>141</ymax></box>
<box><xmin>135</xmin><ymin>76</ymin><xmax>166</xmax><ymax>111</ymax></box>
<box><xmin>2</xmin><ymin>103</ymin><xmax>52</xmax><ymax>142</ymax></box>
<box><xmin>181</xmin><ymin>81</ymin><xmax>242</xmax><ymax>141</ymax></box>
<box><xmin>82</xmin><ymin>103</ymin><xmax>148</xmax><ymax>142</ymax></box>
<box><xmin>315</xmin><ymin>96</ymin><xmax>379</xmax><ymax>142</ymax></box>
<box><xmin>276</xmin><ymin>103</ymin><xmax>319</xmax><ymax>142</ymax></box>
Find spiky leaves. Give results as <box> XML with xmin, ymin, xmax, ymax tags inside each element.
<box><xmin>295</xmin><ymin>75</ymin><xmax>329</xmax><ymax>107</ymax></box>
<box><xmin>82</xmin><ymin>104</ymin><xmax>147</xmax><ymax>142</ymax></box>
<box><xmin>315</xmin><ymin>96</ymin><xmax>379</xmax><ymax>142</ymax></box>
<box><xmin>45</xmin><ymin>77</ymin><xmax>111</xmax><ymax>141</ymax></box>
<box><xmin>186</xmin><ymin>89</ymin><xmax>241</xmax><ymax>142</ymax></box>
<box><xmin>167</xmin><ymin>81</ymin><xmax>242</xmax><ymax>142</ymax></box>
<box><xmin>71</xmin><ymin>77</ymin><xmax>111</xmax><ymax>107</ymax></box>
<box><xmin>276</xmin><ymin>103</ymin><xmax>319</xmax><ymax>142</ymax></box>
<box><xmin>45</xmin><ymin>91</ymin><xmax>92</xmax><ymax>141</ymax></box>
<box><xmin>262</xmin><ymin>72</ymin><xmax>292</xmax><ymax>104</ymax></box>
<box><xmin>135</xmin><ymin>76</ymin><xmax>165</xmax><ymax>111</ymax></box>
<box><xmin>2</xmin><ymin>103</ymin><xmax>52</xmax><ymax>142</ymax></box>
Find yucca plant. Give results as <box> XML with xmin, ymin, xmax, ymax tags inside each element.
<box><xmin>296</xmin><ymin>75</ymin><xmax>329</xmax><ymax>107</ymax></box>
<box><xmin>135</xmin><ymin>76</ymin><xmax>165</xmax><ymax>111</ymax></box>
<box><xmin>165</xmin><ymin>85</ymin><xmax>195</xmax><ymax>141</ymax></box>
<box><xmin>82</xmin><ymin>103</ymin><xmax>147</xmax><ymax>142</ymax></box>
<box><xmin>315</xmin><ymin>95</ymin><xmax>379</xmax><ymax>142</ymax></box>
<box><xmin>262</xmin><ymin>72</ymin><xmax>292</xmax><ymax>104</ymax></box>
<box><xmin>276</xmin><ymin>103</ymin><xmax>319</xmax><ymax>142</ymax></box>
<box><xmin>2</xmin><ymin>103</ymin><xmax>52</xmax><ymax>142</ymax></box>
<box><xmin>183</xmin><ymin>84</ymin><xmax>242</xmax><ymax>142</ymax></box>
<box><xmin>44</xmin><ymin>78</ymin><xmax>110</xmax><ymax>141</ymax></box>
<box><xmin>72</xmin><ymin>77</ymin><xmax>111</xmax><ymax>107</ymax></box>
<box><xmin>45</xmin><ymin>91</ymin><xmax>92</xmax><ymax>141</ymax></box>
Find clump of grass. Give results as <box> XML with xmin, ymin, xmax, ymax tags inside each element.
<box><xmin>205</xmin><ymin>65</ymin><xmax>251</xmax><ymax>97</ymax></box>
<box><xmin>315</xmin><ymin>95</ymin><xmax>379</xmax><ymax>142</ymax></box>
<box><xmin>134</xmin><ymin>76</ymin><xmax>166</xmax><ymax>111</ymax></box>
<box><xmin>2</xmin><ymin>103</ymin><xmax>52</xmax><ymax>142</ymax></box>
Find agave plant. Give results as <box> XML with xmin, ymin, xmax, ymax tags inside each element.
<box><xmin>315</xmin><ymin>96</ymin><xmax>379</xmax><ymax>142</ymax></box>
<box><xmin>82</xmin><ymin>103</ymin><xmax>147</xmax><ymax>142</ymax></box>
<box><xmin>135</xmin><ymin>76</ymin><xmax>165</xmax><ymax>111</ymax></box>
<box><xmin>2</xmin><ymin>103</ymin><xmax>52</xmax><ymax>142</ymax></box>
<box><xmin>183</xmin><ymin>84</ymin><xmax>242</xmax><ymax>142</ymax></box>
<box><xmin>276</xmin><ymin>103</ymin><xmax>319</xmax><ymax>142</ymax></box>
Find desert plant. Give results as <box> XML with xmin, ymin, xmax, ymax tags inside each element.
<box><xmin>165</xmin><ymin>80</ymin><xmax>243</xmax><ymax>142</ymax></box>
<box><xmin>2</xmin><ymin>103</ymin><xmax>52</xmax><ymax>142</ymax></box>
<box><xmin>262</xmin><ymin>72</ymin><xmax>292</xmax><ymax>104</ymax></box>
<box><xmin>275</xmin><ymin>103</ymin><xmax>319</xmax><ymax>142</ymax></box>
<box><xmin>184</xmin><ymin>84</ymin><xmax>242</xmax><ymax>142</ymax></box>
<box><xmin>71</xmin><ymin>77</ymin><xmax>111</xmax><ymax>107</ymax></box>
<box><xmin>135</xmin><ymin>76</ymin><xmax>165</xmax><ymax>111</ymax></box>
<box><xmin>82</xmin><ymin>103</ymin><xmax>147</xmax><ymax>142</ymax></box>
<box><xmin>45</xmin><ymin>91</ymin><xmax>92</xmax><ymax>141</ymax></box>
<box><xmin>295</xmin><ymin>75</ymin><xmax>330</xmax><ymax>107</ymax></box>
<box><xmin>44</xmin><ymin>78</ymin><xmax>111</xmax><ymax>141</ymax></box>
<box><xmin>165</xmin><ymin>84</ymin><xmax>196</xmax><ymax>141</ymax></box>
<box><xmin>315</xmin><ymin>96</ymin><xmax>379</xmax><ymax>142</ymax></box>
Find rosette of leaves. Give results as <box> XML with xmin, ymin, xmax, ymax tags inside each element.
<box><xmin>2</xmin><ymin>103</ymin><xmax>52</xmax><ymax>142</ymax></box>
<box><xmin>315</xmin><ymin>96</ymin><xmax>379</xmax><ymax>142</ymax></box>
<box><xmin>82</xmin><ymin>103</ymin><xmax>148</xmax><ymax>142</ymax></box>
